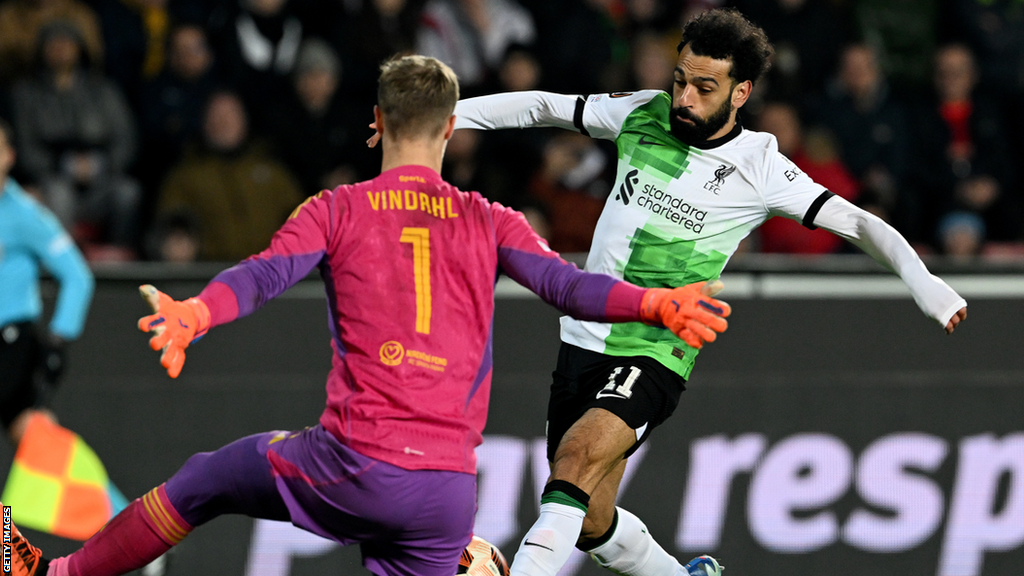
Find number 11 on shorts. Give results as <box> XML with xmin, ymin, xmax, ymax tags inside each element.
<box><xmin>597</xmin><ymin>366</ymin><xmax>641</xmax><ymax>399</ymax></box>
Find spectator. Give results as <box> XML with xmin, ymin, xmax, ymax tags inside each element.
<box><xmin>143</xmin><ymin>212</ymin><xmax>200</xmax><ymax>263</ymax></box>
<box><xmin>439</xmin><ymin>128</ymin><xmax>484</xmax><ymax>192</ymax></box>
<box><xmin>11</xmin><ymin>19</ymin><xmax>141</xmax><ymax>256</ymax></box>
<box><xmin>137</xmin><ymin>22</ymin><xmax>219</xmax><ymax>199</ymax></box>
<box><xmin>151</xmin><ymin>90</ymin><xmax>304</xmax><ymax>262</ymax></box>
<box><xmin>0</xmin><ymin>0</ymin><xmax>104</xmax><ymax>83</ymax></box>
<box><xmin>733</xmin><ymin>0</ymin><xmax>853</xmax><ymax>102</ymax></box>
<box><xmin>853</xmin><ymin>0</ymin><xmax>938</xmax><ymax>93</ymax></box>
<box><xmin>210</xmin><ymin>0</ymin><xmax>308</xmax><ymax>132</ymax></box>
<box><xmin>416</xmin><ymin>0</ymin><xmax>536</xmax><ymax>94</ymax></box>
<box><xmin>496</xmin><ymin>42</ymin><xmax>540</xmax><ymax>92</ymax></box>
<box><xmin>447</xmin><ymin>44</ymin><xmax>547</xmax><ymax>217</ymax></box>
<box><xmin>629</xmin><ymin>30</ymin><xmax>677</xmax><ymax>91</ymax></box>
<box><xmin>91</xmin><ymin>0</ymin><xmax>207</xmax><ymax>108</ymax></box>
<box><xmin>807</xmin><ymin>43</ymin><xmax>915</xmax><ymax>239</ymax></box>
<box><xmin>908</xmin><ymin>43</ymin><xmax>1021</xmax><ymax>251</ymax></box>
<box><xmin>620</xmin><ymin>0</ymin><xmax>684</xmax><ymax>36</ymax></box>
<box><xmin>92</xmin><ymin>0</ymin><xmax>171</xmax><ymax>105</ymax></box>
<box><xmin>526</xmin><ymin>132</ymin><xmax>610</xmax><ymax>253</ymax></box>
<box><xmin>754</xmin><ymin>101</ymin><xmax>860</xmax><ymax>254</ymax></box>
<box><xmin>266</xmin><ymin>38</ymin><xmax>373</xmax><ymax>193</ymax></box>
<box><xmin>939</xmin><ymin>0</ymin><xmax>1024</xmax><ymax>98</ymax></box>
<box><xmin>939</xmin><ymin>0</ymin><xmax>1024</xmax><ymax>179</ymax></box>
<box><xmin>937</xmin><ymin>210</ymin><xmax>985</xmax><ymax>260</ymax></box>
<box><xmin>340</xmin><ymin>0</ymin><xmax>425</xmax><ymax>101</ymax></box>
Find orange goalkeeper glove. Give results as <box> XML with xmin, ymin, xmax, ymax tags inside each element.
<box><xmin>136</xmin><ymin>284</ymin><xmax>211</xmax><ymax>378</ymax></box>
<box><xmin>640</xmin><ymin>280</ymin><xmax>731</xmax><ymax>349</ymax></box>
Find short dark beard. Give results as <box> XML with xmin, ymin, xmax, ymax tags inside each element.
<box><xmin>670</xmin><ymin>94</ymin><xmax>734</xmax><ymax>146</ymax></box>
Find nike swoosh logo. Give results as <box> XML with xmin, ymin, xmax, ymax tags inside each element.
<box><xmin>638</xmin><ymin>135</ymin><xmax>663</xmax><ymax>146</ymax></box>
<box><xmin>524</xmin><ymin>541</ymin><xmax>554</xmax><ymax>551</ymax></box>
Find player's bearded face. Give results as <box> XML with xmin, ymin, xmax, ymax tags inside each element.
<box><xmin>670</xmin><ymin>91</ymin><xmax>734</xmax><ymax>146</ymax></box>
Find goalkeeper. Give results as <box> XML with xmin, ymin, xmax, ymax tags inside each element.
<box><xmin>5</xmin><ymin>55</ymin><xmax>730</xmax><ymax>576</ymax></box>
<box><xmin>368</xmin><ymin>9</ymin><xmax>969</xmax><ymax>576</ymax></box>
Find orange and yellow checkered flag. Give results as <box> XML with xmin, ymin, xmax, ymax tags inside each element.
<box><xmin>1</xmin><ymin>414</ymin><xmax>128</xmax><ymax>540</ymax></box>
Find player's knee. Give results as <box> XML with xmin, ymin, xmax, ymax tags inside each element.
<box><xmin>164</xmin><ymin>450</ymin><xmax>234</xmax><ymax>523</ymax></box>
<box><xmin>551</xmin><ymin>436</ymin><xmax>630</xmax><ymax>484</ymax></box>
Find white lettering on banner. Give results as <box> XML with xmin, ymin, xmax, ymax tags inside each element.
<box><xmin>244</xmin><ymin>520</ymin><xmax>336</xmax><ymax>576</ymax></box>
<box><xmin>241</xmin><ymin>433</ymin><xmax>1024</xmax><ymax>576</ymax></box>
<box><xmin>842</xmin><ymin>433</ymin><xmax>948</xmax><ymax>552</ymax></box>
<box><xmin>676</xmin><ymin>432</ymin><xmax>1024</xmax><ymax>576</ymax></box>
<box><xmin>678</xmin><ymin>434</ymin><xmax>765</xmax><ymax>549</ymax></box>
<box><xmin>939</xmin><ymin>434</ymin><xmax>1024</xmax><ymax>576</ymax></box>
<box><xmin>748</xmin><ymin>434</ymin><xmax>853</xmax><ymax>552</ymax></box>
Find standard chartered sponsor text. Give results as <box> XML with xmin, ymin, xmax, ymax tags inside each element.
<box><xmin>638</xmin><ymin>183</ymin><xmax>708</xmax><ymax>232</ymax></box>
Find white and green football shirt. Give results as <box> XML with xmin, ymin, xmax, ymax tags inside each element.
<box><xmin>553</xmin><ymin>90</ymin><xmax>827</xmax><ymax>377</ymax></box>
<box><xmin>455</xmin><ymin>89</ymin><xmax>965</xmax><ymax>379</ymax></box>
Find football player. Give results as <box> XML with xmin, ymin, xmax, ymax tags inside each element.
<box><xmin>5</xmin><ymin>55</ymin><xmax>729</xmax><ymax>576</ymax></box>
<box><xmin>406</xmin><ymin>9</ymin><xmax>968</xmax><ymax>576</ymax></box>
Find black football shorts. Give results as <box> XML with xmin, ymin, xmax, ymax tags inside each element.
<box><xmin>545</xmin><ymin>342</ymin><xmax>686</xmax><ymax>461</ymax></box>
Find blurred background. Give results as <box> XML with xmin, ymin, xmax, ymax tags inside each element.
<box><xmin>1</xmin><ymin>0</ymin><xmax>1024</xmax><ymax>261</ymax></box>
<box><xmin>3</xmin><ymin>0</ymin><xmax>1024</xmax><ymax>575</ymax></box>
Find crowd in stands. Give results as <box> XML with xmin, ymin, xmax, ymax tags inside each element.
<box><xmin>1</xmin><ymin>0</ymin><xmax>1022</xmax><ymax>262</ymax></box>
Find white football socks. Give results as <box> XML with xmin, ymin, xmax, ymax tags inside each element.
<box><xmin>510</xmin><ymin>502</ymin><xmax>587</xmax><ymax>576</ymax></box>
<box><xmin>587</xmin><ymin>507</ymin><xmax>686</xmax><ymax>576</ymax></box>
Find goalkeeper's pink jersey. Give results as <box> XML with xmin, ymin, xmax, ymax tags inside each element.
<box><xmin>195</xmin><ymin>165</ymin><xmax>646</xmax><ymax>473</ymax></box>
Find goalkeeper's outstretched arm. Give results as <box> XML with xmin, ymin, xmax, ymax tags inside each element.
<box><xmin>137</xmin><ymin>191</ymin><xmax>332</xmax><ymax>378</ymax></box>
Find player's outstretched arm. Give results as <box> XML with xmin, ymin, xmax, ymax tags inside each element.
<box><xmin>811</xmin><ymin>195</ymin><xmax>968</xmax><ymax>334</ymax></box>
<box><xmin>366</xmin><ymin>91</ymin><xmax>579</xmax><ymax>148</ymax></box>
<box><xmin>451</xmin><ymin>91</ymin><xmax>579</xmax><ymax>131</ymax></box>
<box><xmin>639</xmin><ymin>281</ymin><xmax>732</xmax><ymax>349</ymax></box>
<box><xmin>137</xmin><ymin>285</ymin><xmax>210</xmax><ymax>378</ymax></box>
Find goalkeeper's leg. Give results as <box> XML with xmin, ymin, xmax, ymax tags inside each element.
<box><xmin>46</xmin><ymin>433</ymin><xmax>289</xmax><ymax>576</ymax></box>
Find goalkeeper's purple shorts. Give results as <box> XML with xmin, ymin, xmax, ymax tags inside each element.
<box><xmin>164</xmin><ymin>425</ymin><xmax>476</xmax><ymax>576</ymax></box>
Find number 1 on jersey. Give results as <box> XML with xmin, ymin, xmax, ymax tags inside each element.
<box><xmin>400</xmin><ymin>228</ymin><xmax>431</xmax><ymax>334</ymax></box>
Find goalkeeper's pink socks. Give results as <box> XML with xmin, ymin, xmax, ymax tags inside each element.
<box><xmin>47</xmin><ymin>484</ymin><xmax>193</xmax><ymax>576</ymax></box>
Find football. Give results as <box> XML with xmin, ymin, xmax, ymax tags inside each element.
<box><xmin>457</xmin><ymin>536</ymin><xmax>510</xmax><ymax>576</ymax></box>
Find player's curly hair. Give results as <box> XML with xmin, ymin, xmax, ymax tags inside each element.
<box><xmin>677</xmin><ymin>8</ymin><xmax>775</xmax><ymax>86</ymax></box>
<box><xmin>378</xmin><ymin>55</ymin><xmax>460</xmax><ymax>140</ymax></box>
